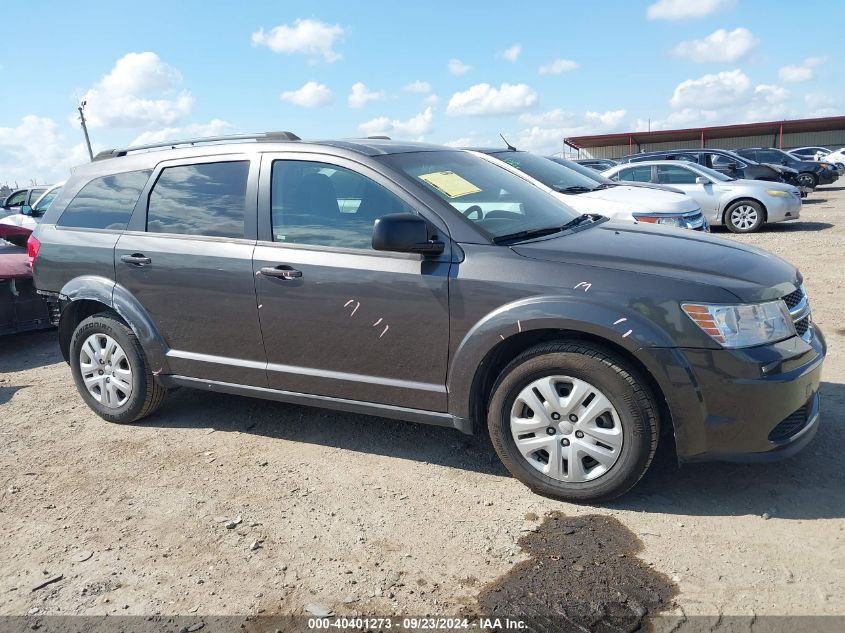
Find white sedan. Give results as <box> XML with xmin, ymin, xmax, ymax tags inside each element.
<box><xmin>601</xmin><ymin>161</ymin><xmax>801</xmax><ymax>233</ymax></box>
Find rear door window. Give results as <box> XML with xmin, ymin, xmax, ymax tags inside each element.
<box><xmin>57</xmin><ymin>170</ymin><xmax>152</xmax><ymax>230</ymax></box>
<box><xmin>614</xmin><ymin>166</ymin><xmax>653</xmax><ymax>182</ymax></box>
<box><xmin>146</xmin><ymin>161</ymin><xmax>249</xmax><ymax>238</ymax></box>
<box><xmin>656</xmin><ymin>165</ymin><xmax>698</xmax><ymax>184</ymax></box>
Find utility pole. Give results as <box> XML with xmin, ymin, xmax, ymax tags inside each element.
<box><xmin>78</xmin><ymin>101</ymin><xmax>94</xmax><ymax>161</ymax></box>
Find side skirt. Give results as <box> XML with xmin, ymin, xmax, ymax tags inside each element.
<box><xmin>158</xmin><ymin>375</ymin><xmax>473</xmax><ymax>435</ymax></box>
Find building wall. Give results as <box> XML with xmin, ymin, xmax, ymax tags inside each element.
<box><xmin>578</xmin><ymin>128</ymin><xmax>845</xmax><ymax>159</ymax></box>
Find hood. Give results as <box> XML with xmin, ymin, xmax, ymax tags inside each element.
<box><xmin>766</xmin><ymin>163</ymin><xmax>799</xmax><ymax>176</ymax></box>
<box><xmin>576</xmin><ymin>185</ymin><xmax>699</xmax><ymax>214</ymax></box>
<box><xmin>511</xmin><ymin>221</ymin><xmax>798</xmax><ymax>302</ymax></box>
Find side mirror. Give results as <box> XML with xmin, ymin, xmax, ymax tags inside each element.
<box><xmin>695</xmin><ymin>176</ymin><xmax>710</xmax><ymax>185</ymax></box>
<box><xmin>372</xmin><ymin>213</ymin><xmax>445</xmax><ymax>255</ymax></box>
<box><xmin>20</xmin><ymin>204</ymin><xmax>32</xmax><ymax>216</ymax></box>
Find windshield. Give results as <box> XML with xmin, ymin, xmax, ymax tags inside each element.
<box><xmin>379</xmin><ymin>150</ymin><xmax>581</xmax><ymax>241</ymax></box>
<box><xmin>487</xmin><ymin>151</ymin><xmax>600</xmax><ymax>193</ymax></box>
<box><xmin>32</xmin><ymin>186</ymin><xmax>61</xmax><ymax>213</ymax></box>
<box><xmin>547</xmin><ymin>157</ymin><xmax>613</xmax><ymax>183</ymax></box>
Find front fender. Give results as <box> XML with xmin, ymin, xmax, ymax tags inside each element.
<box><xmin>447</xmin><ymin>294</ymin><xmax>678</xmax><ymax>419</ymax></box>
<box><xmin>59</xmin><ymin>276</ymin><xmax>170</xmax><ymax>374</ymax></box>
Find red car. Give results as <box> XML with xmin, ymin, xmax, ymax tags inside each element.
<box><xmin>0</xmin><ymin>241</ymin><xmax>52</xmax><ymax>336</ymax></box>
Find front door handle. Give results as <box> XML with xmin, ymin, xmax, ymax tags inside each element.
<box><xmin>121</xmin><ymin>253</ymin><xmax>151</xmax><ymax>266</ymax></box>
<box><xmin>259</xmin><ymin>265</ymin><xmax>302</xmax><ymax>280</ymax></box>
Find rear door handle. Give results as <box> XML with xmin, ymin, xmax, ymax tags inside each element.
<box><xmin>259</xmin><ymin>265</ymin><xmax>302</xmax><ymax>280</ymax></box>
<box><xmin>121</xmin><ymin>253</ymin><xmax>151</xmax><ymax>266</ymax></box>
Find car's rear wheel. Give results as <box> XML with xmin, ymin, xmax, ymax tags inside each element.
<box><xmin>724</xmin><ymin>200</ymin><xmax>764</xmax><ymax>233</ymax></box>
<box><xmin>797</xmin><ymin>172</ymin><xmax>817</xmax><ymax>189</ymax></box>
<box><xmin>487</xmin><ymin>341</ymin><xmax>659</xmax><ymax>502</ymax></box>
<box><xmin>69</xmin><ymin>312</ymin><xmax>168</xmax><ymax>424</ymax></box>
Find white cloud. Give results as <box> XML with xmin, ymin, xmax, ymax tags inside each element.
<box><xmin>130</xmin><ymin>119</ymin><xmax>234</xmax><ymax>145</ymax></box>
<box><xmin>805</xmin><ymin>93</ymin><xmax>837</xmax><ymax>117</ymax></box>
<box><xmin>444</xmin><ymin>136</ymin><xmax>492</xmax><ymax>148</ymax></box>
<box><xmin>647</xmin><ymin>0</ymin><xmax>734</xmax><ymax>20</ymax></box>
<box><xmin>448</xmin><ymin>58</ymin><xmax>472</xmax><ymax>76</ymax></box>
<box><xmin>79</xmin><ymin>52</ymin><xmax>194</xmax><ymax>129</ymax></box>
<box><xmin>779</xmin><ymin>57</ymin><xmax>826</xmax><ymax>83</ymax></box>
<box><xmin>500</xmin><ymin>44</ymin><xmax>522</xmax><ymax>62</ymax></box>
<box><xmin>672</xmin><ymin>28</ymin><xmax>758</xmax><ymax>63</ymax></box>
<box><xmin>538</xmin><ymin>59</ymin><xmax>578</xmax><ymax>75</ymax></box>
<box><xmin>280</xmin><ymin>81</ymin><xmax>333</xmax><ymax>107</ymax></box>
<box><xmin>669</xmin><ymin>69</ymin><xmax>751</xmax><ymax>109</ymax></box>
<box><xmin>403</xmin><ymin>80</ymin><xmax>431</xmax><ymax>93</ymax></box>
<box><xmin>0</xmin><ymin>115</ymin><xmax>98</xmax><ymax>184</ymax></box>
<box><xmin>347</xmin><ymin>82</ymin><xmax>385</xmax><ymax>108</ymax></box>
<box><xmin>251</xmin><ymin>19</ymin><xmax>344</xmax><ymax>63</ymax></box>
<box><xmin>424</xmin><ymin>94</ymin><xmax>440</xmax><ymax>106</ymax></box>
<box><xmin>358</xmin><ymin>107</ymin><xmax>434</xmax><ymax>139</ymax></box>
<box><xmin>447</xmin><ymin>83</ymin><xmax>538</xmax><ymax>116</ymax></box>
<box><xmin>508</xmin><ymin>109</ymin><xmax>629</xmax><ymax>154</ymax></box>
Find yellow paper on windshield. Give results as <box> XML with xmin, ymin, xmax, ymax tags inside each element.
<box><xmin>419</xmin><ymin>171</ymin><xmax>482</xmax><ymax>198</ymax></box>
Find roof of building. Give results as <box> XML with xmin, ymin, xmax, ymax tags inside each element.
<box><xmin>565</xmin><ymin>115</ymin><xmax>845</xmax><ymax>149</ymax></box>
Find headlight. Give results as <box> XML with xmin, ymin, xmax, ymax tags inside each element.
<box><xmin>766</xmin><ymin>189</ymin><xmax>791</xmax><ymax>198</ymax></box>
<box><xmin>681</xmin><ymin>301</ymin><xmax>794</xmax><ymax>348</ymax></box>
<box><xmin>633</xmin><ymin>214</ymin><xmax>684</xmax><ymax>227</ymax></box>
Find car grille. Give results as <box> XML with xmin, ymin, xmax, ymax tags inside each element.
<box><xmin>781</xmin><ymin>285</ymin><xmax>812</xmax><ymax>341</ymax></box>
<box><xmin>768</xmin><ymin>404</ymin><xmax>810</xmax><ymax>442</ymax></box>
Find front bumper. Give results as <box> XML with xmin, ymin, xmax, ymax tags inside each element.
<box><xmin>640</xmin><ymin>324</ymin><xmax>826</xmax><ymax>462</ymax></box>
<box><xmin>817</xmin><ymin>169</ymin><xmax>839</xmax><ymax>185</ymax></box>
<box><xmin>766</xmin><ymin>194</ymin><xmax>802</xmax><ymax>222</ymax></box>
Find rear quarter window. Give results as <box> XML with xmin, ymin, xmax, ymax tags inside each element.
<box><xmin>57</xmin><ymin>170</ymin><xmax>152</xmax><ymax>230</ymax></box>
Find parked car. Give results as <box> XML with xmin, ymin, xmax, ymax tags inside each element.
<box><xmin>734</xmin><ymin>148</ymin><xmax>839</xmax><ymax>188</ymax></box>
<box><xmin>1</xmin><ymin>186</ymin><xmax>50</xmax><ymax>219</ymax></box>
<box><xmin>0</xmin><ymin>242</ymin><xmax>52</xmax><ymax>336</ymax></box>
<box><xmin>789</xmin><ymin>147</ymin><xmax>831</xmax><ymax>161</ymax></box>
<box><xmin>468</xmin><ymin>149</ymin><xmax>707</xmax><ymax>230</ymax></box>
<box><xmin>0</xmin><ymin>182</ymin><xmax>64</xmax><ymax>247</ymax></box>
<box><xmin>602</xmin><ymin>161</ymin><xmax>802</xmax><ymax>233</ymax></box>
<box><xmin>31</xmin><ymin>133</ymin><xmax>825</xmax><ymax>502</ymax></box>
<box><xmin>548</xmin><ymin>155</ymin><xmax>687</xmax><ymax>194</ymax></box>
<box><xmin>574</xmin><ymin>158</ymin><xmax>618</xmax><ymax>172</ymax></box>
<box><xmin>619</xmin><ymin>148</ymin><xmax>804</xmax><ymax>192</ymax></box>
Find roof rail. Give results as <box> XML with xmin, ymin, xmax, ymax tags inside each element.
<box><xmin>365</xmin><ymin>135</ymin><xmax>391</xmax><ymax>140</ymax></box>
<box><xmin>92</xmin><ymin>131</ymin><xmax>301</xmax><ymax>161</ymax></box>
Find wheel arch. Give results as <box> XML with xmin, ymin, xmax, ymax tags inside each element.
<box><xmin>57</xmin><ymin>275</ymin><xmax>170</xmax><ymax>373</ymax></box>
<box><xmin>448</xmin><ymin>297</ymin><xmax>676</xmax><ymax>435</ymax></box>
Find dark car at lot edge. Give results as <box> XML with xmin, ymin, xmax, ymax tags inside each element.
<box><xmin>735</xmin><ymin>147</ymin><xmax>839</xmax><ymax>188</ymax></box>
<box><xmin>619</xmin><ymin>148</ymin><xmax>804</xmax><ymax>189</ymax></box>
<box><xmin>30</xmin><ymin>133</ymin><xmax>826</xmax><ymax>502</ymax></box>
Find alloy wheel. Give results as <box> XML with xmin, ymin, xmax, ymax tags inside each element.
<box><xmin>79</xmin><ymin>333</ymin><xmax>134</xmax><ymax>408</ymax></box>
<box><xmin>729</xmin><ymin>205</ymin><xmax>759</xmax><ymax>231</ymax></box>
<box><xmin>509</xmin><ymin>375</ymin><xmax>623</xmax><ymax>482</ymax></box>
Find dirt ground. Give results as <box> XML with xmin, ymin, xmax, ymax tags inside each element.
<box><xmin>1</xmin><ymin>186</ymin><xmax>844</xmax><ymax>627</ymax></box>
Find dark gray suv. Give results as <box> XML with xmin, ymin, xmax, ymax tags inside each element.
<box><xmin>30</xmin><ymin>133</ymin><xmax>826</xmax><ymax>502</ymax></box>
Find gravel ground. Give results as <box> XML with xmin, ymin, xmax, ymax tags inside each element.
<box><xmin>1</xmin><ymin>186</ymin><xmax>843</xmax><ymax>626</ymax></box>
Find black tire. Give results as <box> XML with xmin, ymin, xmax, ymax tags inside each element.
<box><xmin>487</xmin><ymin>341</ymin><xmax>659</xmax><ymax>502</ymax></box>
<box><xmin>69</xmin><ymin>312</ymin><xmax>168</xmax><ymax>424</ymax></box>
<box><xmin>724</xmin><ymin>199</ymin><xmax>765</xmax><ymax>234</ymax></box>
<box><xmin>797</xmin><ymin>172</ymin><xmax>818</xmax><ymax>189</ymax></box>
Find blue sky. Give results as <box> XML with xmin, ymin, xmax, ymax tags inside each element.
<box><xmin>1</xmin><ymin>0</ymin><xmax>843</xmax><ymax>183</ymax></box>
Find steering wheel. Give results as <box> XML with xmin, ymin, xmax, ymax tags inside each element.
<box><xmin>462</xmin><ymin>204</ymin><xmax>482</xmax><ymax>220</ymax></box>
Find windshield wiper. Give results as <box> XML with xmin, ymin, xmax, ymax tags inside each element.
<box><xmin>593</xmin><ymin>182</ymin><xmax>617</xmax><ymax>190</ymax></box>
<box><xmin>493</xmin><ymin>214</ymin><xmax>603</xmax><ymax>244</ymax></box>
<box><xmin>493</xmin><ymin>226</ymin><xmax>567</xmax><ymax>244</ymax></box>
<box><xmin>556</xmin><ymin>185</ymin><xmax>594</xmax><ymax>194</ymax></box>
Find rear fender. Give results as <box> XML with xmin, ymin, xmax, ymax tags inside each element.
<box><xmin>59</xmin><ymin>276</ymin><xmax>170</xmax><ymax>374</ymax></box>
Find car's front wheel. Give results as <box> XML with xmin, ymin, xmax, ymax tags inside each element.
<box><xmin>796</xmin><ymin>172</ymin><xmax>818</xmax><ymax>189</ymax></box>
<box><xmin>724</xmin><ymin>200</ymin><xmax>764</xmax><ymax>233</ymax></box>
<box><xmin>487</xmin><ymin>341</ymin><xmax>659</xmax><ymax>502</ymax></box>
<box><xmin>69</xmin><ymin>312</ymin><xmax>168</xmax><ymax>424</ymax></box>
